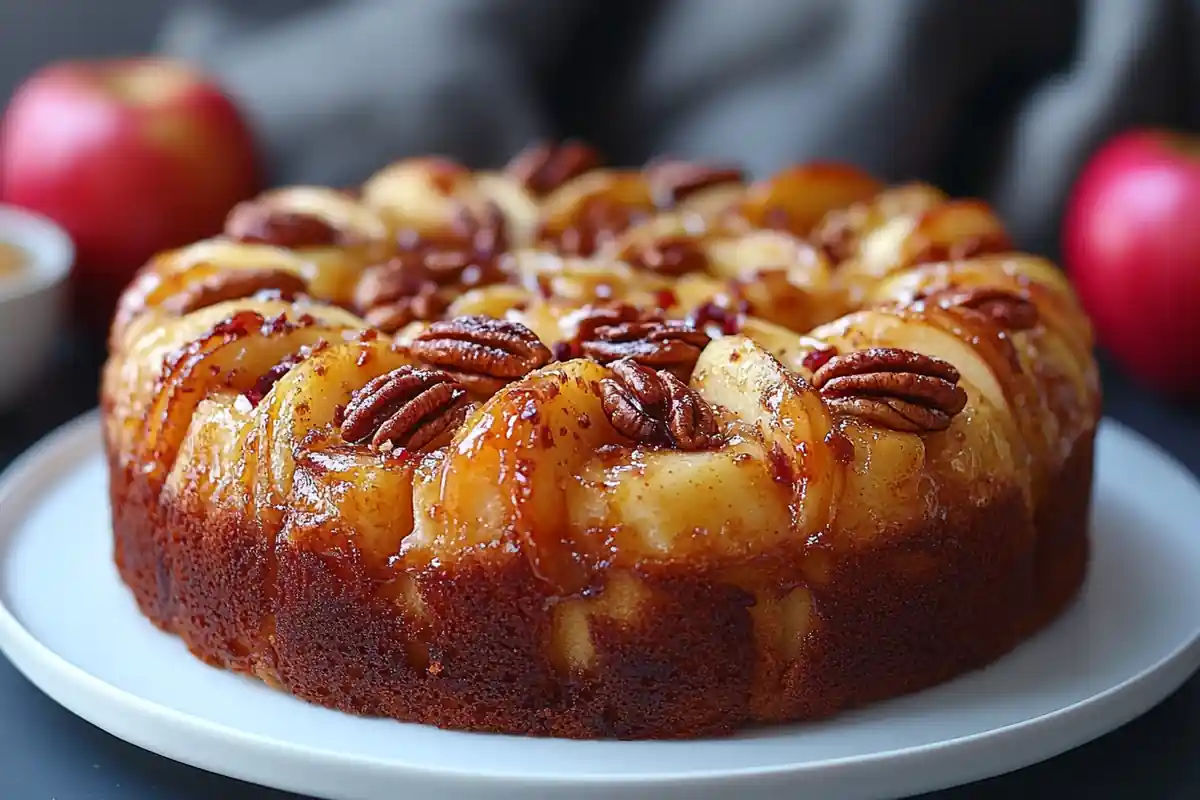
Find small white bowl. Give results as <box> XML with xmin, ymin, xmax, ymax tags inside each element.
<box><xmin>0</xmin><ymin>206</ymin><xmax>74</xmax><ymax>408</ymax></box>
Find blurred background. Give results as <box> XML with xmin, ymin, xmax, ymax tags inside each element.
<box><xmin>0</xmin><ymin>0</ymin><xmax>1197</xmax><ymax>440</ymax></box>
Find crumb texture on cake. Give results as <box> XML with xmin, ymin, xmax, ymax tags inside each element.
<box><xmin>103</xmin><ymin>144</ymin><xmax>1100</xmax><ymax>739</ymax></box>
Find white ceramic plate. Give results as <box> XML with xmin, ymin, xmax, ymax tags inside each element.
<box><xmin>2</xmin><ymin>413</ymin><xmax>1200</xmax><ymax>800</ymax></box>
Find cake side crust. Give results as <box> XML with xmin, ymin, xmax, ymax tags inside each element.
<box><xmin>109</xmin><ymin>430</ymin><xmax>1092</xmax><ymax>739</ymax></box>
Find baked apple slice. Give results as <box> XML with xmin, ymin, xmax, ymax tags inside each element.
<box><xmin>807</xmin><ymin>309</ymin><xmax>1029</xmax><ymax>534</ymax></box>
<box><xmin>362</xmin><ymin>156</ymin><xmax>490</xmax><ymax>232</ymax></box>
<box><xmin>871</xmin><ymin>256</ymin><xmax>1094</xmax><ymax>364</ymax></box>
<box><xmin>409</xmin><ymin>358</ymin><xmax>621</xmax><ymax>592</ymax></box>
<box><xmin>568</xmin><ymin>436</ymin><xmax>794</xmax><ymax>562</ymax></box>
<box><xmin>223</xmin><ymin>186</ymin><xmax>392</xmax><ymax>305</ymax></box>
<box><xmin>503</xmin><ymin>248</ymin><xmax>672</xmax><ymax>308</ymax></box>
<box><xmin>446</xmin><ymin>284</ymin><xmax>534</xmax><ymax>319</ymax></box>
<box><xmin>137</xmin><ymin>311</ymin><xmax>359</xmax><ymax>489</ymax></box>
<box><xmin>113</xmin><ymin>239</ymin><xmax>318</xmax><ymax>341</ymax></box>
<box><xmin>737</xmin><ymin>317</ymin><xmax>830</xmax><ymax>373</ymax></box>
<box><xmin>259</xmin><ymin>336</ymin><xmax>432</xmax><ymax>559</ymax></box>
<box><xmin>105</xmin><ymin>299</ymin><xmax>363</xmax><ymax>456</ymax></box>
<box><xmin>537</xmin><ymin>171</ymin><xmax>658</xmax><ymax>256</ymax></box>
<box><xmin>692</xmin><ymin>335</ymin><xmax>840</xmax><ymax>538</ymax></box>
<box><xmin>811</xmin><ymin>182</ymin><xmax>948</xmax><ymax>264</ymax></box>
<box><xmin>473</xmin><ymin>171</ymin><xmax>541</xmax><ymax>248</ymax></box>
<box><xmin>834</xmin><ymin>200</ymin><xmax>1012</xmax><ymax>303</ymax></box>
<box><xmin>732</xmin><ymin>164</ymin><xmax>882</xmax><ymax>236</ymax></box>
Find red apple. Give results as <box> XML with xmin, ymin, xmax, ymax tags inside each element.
<box><xmin>1063</xmin><ymin>129</ymin><xmax>1200</xmax><ymax>398</ymax></box>
<box><xmin>0</xmin><ymin>58</ymin><xmax>261</xmax><ymax>323</ymax></box>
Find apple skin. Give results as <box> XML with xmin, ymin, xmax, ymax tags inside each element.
<box><xmin>1063</xmin><ymin>129</ymin><xmax>1200</xmax><ymax>398</ymax></box>
<box><xmin>0</xmin><ymin>58</ymin><xmax>262</xmax><ymax>322</ymax></box>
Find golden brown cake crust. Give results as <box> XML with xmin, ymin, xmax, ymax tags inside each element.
<box><xmin>107</xmin><ymin>431</ymin><xmax>1091</xmax><ymax>738</ymax></box>
<box><xmin>103</xmin><ymin>151</ymin><xmax>1099</xmax><ymax>739</ymax></box>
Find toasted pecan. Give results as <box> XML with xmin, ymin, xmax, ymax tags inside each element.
<box><xmin>225</xmin><ymin>201</ymin><xmax>352</xmax><ymax>249</ymax></box>
<box><xmin>600</xmin><ymin>359</ymin><xmax>720</xmax><ymax>450</ymax></box>
<box><xmin>812</xmin><ymin>347</ymin><xmax>967</xmax><ymax>433</ymax></box>
<box><xmin>646</xmin><ymin>159</ymin><xmax>744</xmax><ymax>206</ymax></box>
<box><xmin>581</xmin><ymin>318</ymin><xmax>710</xmax><ymax>379</ymax></box>
<box><xmin>927</xmin><ymin>286</ymin><xmax>1039</xmax><ymax>331</ymax></box>
<box><xmin>363</xmin><ymin>288</ymin><xmax>449</xmax><ymax>334</ymax></box>
<box><xmin>550</xmin><ymin>196</ymin><xmax>650</xmax><ymax>257</ymax></box>
<box><xmin>408</xmin><ymin>315</ymin><xmax>552</xmax><ymax>393</ymax></box>
<box><xmin>506</xmin><ymin>141</ymin><xmax>600</xmax><ymax>196</ymax></box>
<box><xmin>341</xmin><ymin>366</ymin><xmax>473</xmax><ymax>451</ymax></box>
<box><xmin>623</xmin><ymin>236</ymin><xmax>709</xmax><ymax>276</ymax></box>
<box><xmin>162</xmin><ymin>269</ymin><xmax>308</xmax><ymax>315</ymax></box>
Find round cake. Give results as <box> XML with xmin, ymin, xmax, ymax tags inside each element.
<box><xmin>102</xmin><ymin>143</ymin><xmax>1100</xmax><ymax>739</ymax></box>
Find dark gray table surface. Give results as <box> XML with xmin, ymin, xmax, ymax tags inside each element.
<box><xmin>1</xmin><ymin>338</ymin><xmax>1198</xmax><ymax>800</ymax></box>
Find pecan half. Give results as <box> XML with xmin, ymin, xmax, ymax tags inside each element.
<box><xmin>506</xmin><ymin>140</ymin><xmax>600</xmax><ymax>196</ymax></box>
<box><xmin>927</xmin><ymin>286</ymin><xmax>1039</xmax><ymax>331</ymax></box>
<box><xmin>551</xmin><ymin>304</ymin><xmax>654</xmax><ymax>361</ymax></box>
<box><xmin>550</xmin><ymin>196</ymin><xmax>650</xmax><ymax>257</ymax></box>
<box><xmin>909</xmin><ymin>231</ymin><xmax>1013</xmax><ymax>265</ymax></box>
<box><xmin>163</xmin><ymin>268</ymin><xmax>308</xmax><ymax>315</ymax></box>
<box><xmin>341</xmin><ymin>366</ymin><xmax>473</xmax><ymax>451</ymax></box>
<box><xmin>624</xmin><ymin>236</ymin><xmax>709</xmax><ymax>276</ymax></box>
<box><xmin>363</xmin><ymin>287</ymin><xmax>449</xmax><ymax>333</ymax></box>
<box><xmin>601</xmin><ymin>359</ymin><xmax>720</xmax><ymax>450</ymax></box>
<box><xmin>575</xmin><ymin>303</ymin><xmax>656</xmax><ymax>341</ymax></box>
<box><xmin>646</xmin><ymin>159</ymin><xmax>744</xmax><ymax>206</ymax></box>
<box><xmin>580</xmin><ymin>318</ymin><xmax>711</xmax><ymax>379</ymax></box>
<box><xmin>452</xmin><ymin>201</ymin><xmax>510</xmax><ymax>258</ymax></box>
<box><xmin>408</xmin><ymin>315</ymin><xmax>552</xmax><ymax>393</ymax></box>
<box><xmin>353</xmin><ymin>220</ymin><xmax>506</xmax><ymax>324</ymax></box>
<box><xmin>244</xmin><ymin>339</ymin><xmax>329</xmax><ymax>407</ymax></box>
<box><xmin>812</xmin><ymin>347</ymin><xmax>968</xmax><ymax>433</ymax></box>
<box><xmin>225</xmin><ymin>201</ymin><xmax>353</xmax><ymax>249</ymax></box>
<box><xmin>811</xmin><ymin>212</ymin><xmax>858</xmax><ymax>264</ymax></box>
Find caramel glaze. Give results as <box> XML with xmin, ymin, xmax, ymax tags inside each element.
<box><xmin>103</xmin><ymin>155</ymin><xmax>1099</xmax><ymax>739</ymax></box>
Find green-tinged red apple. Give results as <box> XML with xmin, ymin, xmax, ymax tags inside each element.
<box><xmin>0</xmin><ymin>58</ymin><xmax>262</xmax><ymax>323</ymax></box>
<box><xmin>1063</xmin><ymin>129</ymin><xmax>1200</xmax><ymax>397</ymax></box>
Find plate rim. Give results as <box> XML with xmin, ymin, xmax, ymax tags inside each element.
<box><xmin>2</xmin><ymin>411</ymin><xmax>1200</xmax><ymax>794</ymax></box>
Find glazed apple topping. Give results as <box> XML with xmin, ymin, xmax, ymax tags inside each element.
<box><xmin>910</xmin><ymin>234</ymin><xmax>1013</xmax><ymax>266</ymax></box>
<box><xmin>924</xmin><ymin>285</ymin><xmax>1039</xmax><ymax>331</ymax></box>
<box><xmin>551</xmin><ymin>196</ymin><xmax>653</xmax><ymax>257</ymax></box>
<box><xmin>224</xmin><ymin>201</ymin><xmax>353</xmax><ymax>249</ymax></box>
<box><xmin>600</xmin><ymin>358</ymin><xmax>722</xmax><ymax>450</ymax></box>
<box><xmin>243</xmin><ymin>339</ymin><xmax>329</xmax><ymax>408</ymax></box>
<box><xmin>579</xmin><ymin>317</ymin><xmax>711</xmax><ymax>379</ymax></box>
<box><xmin>353</xmin><ymin>212</ymin><xmax>509</xmax><ymax>333</ymax></box>
<box><xmin>390</xmin><ymin>202</ymin><xmax>510</xmax><ymax>283</ymax></box>
<box><xmin>621</xmin><ymin>235</ymin><xmax>710</xmax><ymax>276</ymax></box>
<box><xmin>811</xmin><ymin>347</ymin><xmax>968</xmax><ymax>433</ymax></box>
<box><xmin>645</xmin><ymin>158</ymin><xmax>745</xmax><ymax>207</ymax></box>
<box><xmin>362</xmin><ymin>288</ymin><xmax>449</xmax><ymax>334</ymax></box>
<box><xmin>505</xmin><ymin>140</ymin><xmax>600</xmax><ymax>196</ymax></box>
<box><xmin>340</xmin><ymin>366</ymin><xmax>474</xmax><ymax>452</ymax></box>
<box><xmin>407</xmin><ymin>315</ymin><xmax>552</xmax><ymax>393</ymax></box>
<box><xmin>161</xmin><ymin>268</ymin><xmax>309</xmax><ymax>315</ymax></box>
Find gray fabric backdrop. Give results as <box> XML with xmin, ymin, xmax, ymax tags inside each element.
<box><xmin>3</xmin><ymin>0</ymin><xmax>1198</xmax><ymax>256</ymax></box>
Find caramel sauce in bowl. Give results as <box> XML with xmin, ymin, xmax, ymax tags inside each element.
<box><xmin>0</xmin><ymin>205</ymin><xmax>74</xmax><ymax>407</ymax></box>
<box><xmin>0</xmin><ymin>241</ymin><xmax>28</xmax><ymax>280</ymax></box>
